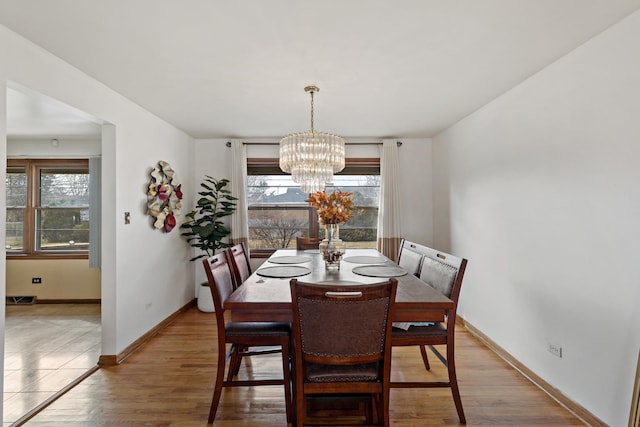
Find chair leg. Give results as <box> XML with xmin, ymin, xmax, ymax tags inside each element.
<box><xmin>382</xmin><ymin>389</ymin><xmax>390</xmax><ymax>427</ymax></box>
<box><xmin>281</xmin><ymin>338</ymin><xmax>293</xmax><ymax>423</ymax></box>
<box><xmin>233</xmin><ymin>345</ymin><xmax>248</xmax><ymax>376</ymax></box>
<box><xmin>419</xmin><ymin>345</ymin><xmax>431</xmax><ymax>370</ymax></box>
<box><xmin>209</xmin><ymin>347</ymin><xmax>228</xmax><ymax>423</ymax></box>
<box><xmin>226</xmin><ymin>344</ymin><xmax>240</xmax><ymax>381</ymax></box>
<box><xmin>295</xmin><ymin>380</ymin><xmax>305</xmax><ymax>427</ymax></box>
<box><xmin>447</xmin><ymin>343</ymin><xmax>466</xmax><ymax>424</ymax></box>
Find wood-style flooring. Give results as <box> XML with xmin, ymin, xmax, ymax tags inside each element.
<box><xmin>12</xmin><ymin>305</ymin><xmax>586</xmax><ymax>426</ymax></box>
<box><xmin>3</xmin><ymin>303</ymin><xmax>101</xmax><ymax>426</ymax></box>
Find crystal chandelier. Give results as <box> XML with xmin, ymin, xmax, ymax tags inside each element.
<box><xmin>279</xmin><ymin>85</ymin><xmax>345</xmax><ymax>193</ymax></box>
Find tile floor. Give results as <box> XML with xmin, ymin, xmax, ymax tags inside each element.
<box><xmin>3</xmin><ymin>303</ymin><xmax>101</xmax><ymax>426</ymax></box>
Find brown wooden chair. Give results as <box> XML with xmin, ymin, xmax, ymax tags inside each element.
<box><xmin>296</xmin><ymin>237</ymin><xmax>320</xmax><ymax>250</ymax></box>
<box><xmin>290</xmin><ymin>278</ymin><xmax>397</xmax><ymax>426</ymax></box>
<box><xmin>226</xmin><ymin>242</ymin><xmax>251</xmax><ymax>289</ymax></box>
<box><xmin>390</xmin><ymin>244</ymin><xmax>468</xmax><ymax>424</ymax></box>
<box><xmin>202</xmin><ymin>252</ymin><xmax>292</xmax><ymax>423</ymax></box>
<box><xmin>224</xmin><ymin>242</ymin><xmax>259</xmax><ymax>378</ymax></box>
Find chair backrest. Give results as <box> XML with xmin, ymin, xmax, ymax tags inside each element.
<box><xmin>290</xmin><ymin>279</ymin><xmax>397</xmax><ymax>366</ymax></box>
<box><xmin>397</xmin><ymin>239</ymin><xmax>423</xmax><ymax>276</ymax></box>
<box><xmin>417</xmin><ymin>246</ymin><xmax>466</xmax><ymax>301</ymax></box>
<box><xmin>398</xmin><ymin>239</ymin><xmax>467</xmax><ymax>309</ymax></box>
<box><xmin>226</xmin><ymin>242</ymin><xmax>251</xmax><ymax>289</ymax></box>
<box><xmin>296</xmin><ymin>237</ymin><xmax>320</xmax><ymax>250</ymax></box>
<box><xmin>202</xmin><ymin>252</ymin><xmax>235</xmax><ymax>333</ymax></box>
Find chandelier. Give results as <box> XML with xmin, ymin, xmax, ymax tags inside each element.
<box><xmin>279</xmin><ymin>85</ymin><xmax>345</xmax><ymax>193</ymax></box>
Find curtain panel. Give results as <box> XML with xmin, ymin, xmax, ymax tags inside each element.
<box><xmin>88</xmin><ymin>156</ymin><xmax>102</xmax><ymax>269</ymax></box>
<box><xmin>229</xmin><ymin>139</ymin><xmax>250</xmax><ymax>252</ymax></box>
<box><xmin>377</xmin><ymin>139</ymin><xmax>402</xmax><ymax>260</ymax></box>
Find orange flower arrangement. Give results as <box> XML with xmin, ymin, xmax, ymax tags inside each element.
<box><xmin>305</xmin><ymin>190</ymin><xmax>356</xmax><ymax>225</ymax></box>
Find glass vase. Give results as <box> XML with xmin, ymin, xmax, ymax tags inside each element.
<box><xmin>319</xmin><ymin>223</ymin><xmax>346</xmax><ymax>270</ymax></box>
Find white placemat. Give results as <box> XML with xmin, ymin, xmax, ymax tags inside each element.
<box><xmin>256</xmin><ymin>265</ymin><xmax>312</xmax><ymax>278</ymax></box>
<box><xmin>269</xmin><ymin>255</ymin><xmax>312</xmax><ymax>264</ymax></box>
<box><xmin>352</xmin><ymin>265</ymin><xmax>408</xmax><ymax>278</ymax></box>
<box><xmin>343</xmin><ymin>256</ymin><xmax>387</xmax><ymax>264</ymax></box>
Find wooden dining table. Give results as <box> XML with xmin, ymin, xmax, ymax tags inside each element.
<box><xmin>226</xmin><ymin>248</ymin><xmax>453</xmax><ymax>323</ymax></box>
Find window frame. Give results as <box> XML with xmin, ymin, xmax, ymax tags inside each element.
<box><xmin>6</xmin><ymin>158</ymin><xmax>90</xmax><ymax>260</ymax></box>
<box><xmin>247</xmin><ymin>157</ymin><xmax>380</xmax><ymax>258</ymax></box>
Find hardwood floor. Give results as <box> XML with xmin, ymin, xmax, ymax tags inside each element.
<box><xmin>15</xmin><ymin>306</ymin><xmax>586</xmax><ymax>426</ymax></box>
<box><xmin>3</xmin><ymin>303</ymin><xmax>101</xmax><ymax>426</ymax></box>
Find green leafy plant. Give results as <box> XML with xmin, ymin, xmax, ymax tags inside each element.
<box><xmin>180</xmin><ymin>176</ymin><xmax>237</xmax><ymax>261</ymax></box>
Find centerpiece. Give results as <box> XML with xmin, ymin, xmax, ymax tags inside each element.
<box><xmin>305</xmin><ymin>190</ymin><xmax>355</xmax><ymax>269</ymax></box>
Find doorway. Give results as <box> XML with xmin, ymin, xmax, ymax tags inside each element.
<box><xmin>4</xmin><ymin>83</ymin><xmax>104</xmax><ymax>424</ymax></box>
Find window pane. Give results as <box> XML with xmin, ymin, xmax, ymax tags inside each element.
<box><xmin>6</xmin><ymin>168</ymin><xmax>26</xmax><ymax>251</ymax></box>
<box><xmin>247</xmin><ymin>175</ymin><xmax>309</xmax><ymax>205</ymax></box>
<box><xmin>37</xmin><ymin>208</ymin><xmax>90</xmax><ymax>251</ymax></box>
<box><xmin>247</xmin><ymin>172</ymin><xmax>380</xmax><ymax>249</ymax></box>
<box><xmin>6</xmin><ymin>168</ymin><xmax>27</xmax><ymax>207</ymax></box>
<box><xmin>6</xmin><ymin>209</ymin><xmax>24</xmax><ymax>251</ymax></box>
<box><xmin>248</xmin><ymin>207</ymin><xmax>309</xmax><ymax>250</ymax></box>
<box><xmin>40</xmin><ymin>169</ymin><xmax>90</xmax><ymax>208</ymax></box>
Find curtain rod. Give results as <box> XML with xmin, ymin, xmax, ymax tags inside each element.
<box><xmin>226</xmin><ymin>141</ymin><xmax>402</xmax><ymax>147</ymax></box>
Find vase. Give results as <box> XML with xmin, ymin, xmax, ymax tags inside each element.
<box><xmin>319</xmin><ymin>223</ymin><xmax>346</xmax><ymax>270</ymax></box>
<box><xmin>197</xmin><ymin>282</ymin><xmax>215</xmax><ymax>312</ymax></box>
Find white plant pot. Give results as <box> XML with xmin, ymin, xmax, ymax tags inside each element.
<box><xmin>197</xmin><ymin>282</ymin><xmax>215</xmax><ymax>312</ymax></box>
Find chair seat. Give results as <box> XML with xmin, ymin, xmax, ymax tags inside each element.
<box><xmin>226</xmin><ymin>321</ymin><xmax>291</xmax><ymax>338</ymax></box>
<box><xmin>306</xmin><ymin>362</ymin><xmax>381</xmax><ymax>383</ymax></box>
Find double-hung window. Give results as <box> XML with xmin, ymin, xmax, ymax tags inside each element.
<box><xmin>247</xmin><ymin>158</ymin><xmax>380</xmax><ymax>255</ymax></box>
<box><xmin>6</xmin><ymin>159</ymin><xmax>90</xmax><ymax>258</ymax></box>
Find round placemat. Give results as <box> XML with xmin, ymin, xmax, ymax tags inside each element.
<box><xmin>352</xmin><ymin>265</ymin><xmax>408</xmax><ymax>278</ymax></box>
<box><xmin>256</xmin><ymin>265</ymin><xmax>312</xmax><ymax>278</ymax></box>
<box><xmin>269</xmin><ymin>256</ymin><xmax>312</xmax><ymax>264</ymax></box>
<box><xmin>343</xmin><ymin>256</ymin><xmax>386</xmax><ymax>264</ymax></box>
<box><xmin>316</xmin><ymin>280</ymin><xmax>364</xmax><ymax>286</ymax></box>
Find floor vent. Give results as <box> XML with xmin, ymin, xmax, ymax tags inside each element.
<box><xmin>6</xmin><ymin>296</ymin><xmax>37</xmax><ymax>305</ymax></box>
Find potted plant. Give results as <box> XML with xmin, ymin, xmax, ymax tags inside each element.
<box><xmin>181</xmin><ymin>176</ymin><xmax>237</xmax><ymax>311</ymax></box>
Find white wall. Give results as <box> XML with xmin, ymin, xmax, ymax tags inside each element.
<box><xmin>1</xmin><ymin>23</ymin><xmax>196</xmax><ymax>396</ymax></box>
<box><xmin>432</xmin><ymin>10</ymin><xmax>640</xmax><ymax>427</ymax></box>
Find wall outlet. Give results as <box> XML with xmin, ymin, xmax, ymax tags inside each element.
<box><xmin>32</xmin><ymin>277</ymin><xmax>42</xmax><ymax>284</ymax></box>
<box><xmin>548</xmin><ymin>343</ymin><xmax>562</xmax><ymax>358</ymax></box>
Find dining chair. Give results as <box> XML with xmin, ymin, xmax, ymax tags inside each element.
<box><xmin>396</xmin><ymin>239</ymin><xmax>423</xmax><ymax>276</ymax></box>
<box><xmin>202</xmin><ymin>252</ymin><xmax>292</xmax><ymax>424</ymax></box>
<box><xmin>296</xmin><ymin>236</ymin><xmax>320</xmax><ymax>250</ymax></box>
<box><xmin>290</xmin><ymin>278</ymin><xmax>397</xmax><ymax>426</ymax></box>
<box><xmin>390</xmin><ymin>245</ymin><xmax>468</xmax><ymax>424</ymax></box>
<box><xmin>224</xmin><ymin>242</ymin><xmax>263</xmax><ymax>379</ymax></box>
<box><xmin>226</xmin><ymin>242</ymin><xmax>252</xmax><ymax>289</ymax></box>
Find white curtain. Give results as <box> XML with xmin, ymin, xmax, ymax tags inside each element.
<box><xmin>377</xmin><ymin>139</ymin><xmax>402</xmax><ymax>261</ymax></box>
<box><xmin>229</xmin><ymin>139</ymin><xmax>250</xmax><ymax>251</ymax></box>
<box><xmin>88</xmin><ymin>156</ymin><xmax>102</xmax><ymax>269</ymax></box>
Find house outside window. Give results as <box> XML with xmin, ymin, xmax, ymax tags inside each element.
<box><xmin>6</xmin><ymin>159</ymin><xmax>90</xmax><ymax>258</ymax></box>
<box><xmin>247</xmin><ymin>158</ymin><xmax>380</xmax><ymax>255</ymax></box>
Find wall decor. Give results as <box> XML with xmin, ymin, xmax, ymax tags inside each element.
<box><xmin>147</xmin><ymin>160</ymin><xmax>183</xmax><ymax>232</ymax></box>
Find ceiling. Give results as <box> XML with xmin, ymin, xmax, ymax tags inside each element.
<box><xmin>2</xmin><ymin>0</ymin><xmax>639</xmax><ymax>140</ymax></box>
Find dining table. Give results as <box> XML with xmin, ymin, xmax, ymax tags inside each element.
<box><xmin>225</xmin><ymin>248</ymin><xmax>453</xmax><ymax>323</ymax></box>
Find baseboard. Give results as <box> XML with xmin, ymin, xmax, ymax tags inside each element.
<box><xmin>98</xmin><ymin>299</ymin><xmax>197</xmax><ymax>366</ymax></box>
<box><xmin>457</xmin><ymin>316</ymin><xmax>607</xmax><ymax>427</ymax></box>
<box><xmin>36</xmin><ymin>299</ymin><xmax>101</xmax><ymax>304</ymax></box>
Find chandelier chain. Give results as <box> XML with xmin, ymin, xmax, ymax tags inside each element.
<box><xmin>310</xmin><ymin>89</ymin><xmax>314</xmax><ymax>132</ymax></box>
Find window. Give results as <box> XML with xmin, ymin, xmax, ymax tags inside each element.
<box><xmin>247</xmin><ymin>159</ymin><xmax>380</xmax><ymax>254</ymax></box>
<box><xmin>6</xmin><ymin>159</ymin><xmax>90</xmax><ymax>257</ymax></box>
